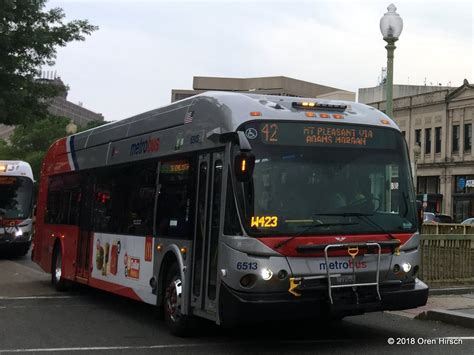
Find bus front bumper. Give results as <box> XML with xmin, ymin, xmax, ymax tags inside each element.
<box><xmin>0</xmin><ymin>231</ymin><xmax>31</xmax><ymax>250</ymax></box>
<box><xmin>219</xmin><ymin>279</ymin><xmax>429</xmax><ymax>324</ymax></box>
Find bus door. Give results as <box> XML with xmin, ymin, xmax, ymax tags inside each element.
<box><xmin>191</xmin><ymin>151</ymin><xmax>224</xmax><ymax>314</ymax></box>
<box><xmin>76</xmin><ymin>175</ymin><xmax>94</xmax><ymax>281</ymax></box>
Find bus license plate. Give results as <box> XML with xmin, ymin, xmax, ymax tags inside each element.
<box><xmin>333</xmin><ymin>275</ymin><xmax>355</xmax><ymax>285</ymax></box>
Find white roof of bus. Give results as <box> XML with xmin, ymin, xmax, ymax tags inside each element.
<box><xmin>70</xmin><ymin>91</ymin><xmax>400</xmax><ymax>154</ymax></box>
<box><xmin>0</xmin><ymin>160</ymin><xmax>34</xmax><ymax>181</ymax></box>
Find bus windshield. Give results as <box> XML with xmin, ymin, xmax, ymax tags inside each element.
<box><xmin>235</xmin><ymin>121</ymin><xmax>417</xmax><ymax>236</ymax></box>
<box><xmin>0</xmin><ymin>176</ymin><xmax>34</xmax><ymax>219</ymax></box>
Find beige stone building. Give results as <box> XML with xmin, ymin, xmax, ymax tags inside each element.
<box><xmin>367</xmin><ymin>79</ymin><xmax>474</xmax><ymax>222</ymax></box>
<box><xmin>172</xmin><ymin>76</ymin><xmax>355</xmax><ymax>102</ymax></box>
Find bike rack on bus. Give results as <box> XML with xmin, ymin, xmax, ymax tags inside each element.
<box><xmin>323</xmin><ymin>242</ymin><xmax>382</xmax><ymax>304</ymax></box>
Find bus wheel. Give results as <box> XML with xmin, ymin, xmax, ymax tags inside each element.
<box><xmin>164</xmin><ymin>263</ymin><xmax>193</xmax><ymax>336</ymax></box>
<box><xmin>52</xmin><ymin>245</ymin><xmax>67</xmax><ymax>292</ymax></box>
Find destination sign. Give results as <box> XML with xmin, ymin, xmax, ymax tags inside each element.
<box><xmin>0</xmin><ymin>177</ymin><xmax>17</xmax><ymax>185</ymax></box>
<box><xmin>252</xmin><ymin>122</ymin><xmax>398</xmax><ymax>149</ymax></box>
<box><xmin>160</xmin><ymin>161</ymin><xmax>190</xmax><ymax>174</ymax></box>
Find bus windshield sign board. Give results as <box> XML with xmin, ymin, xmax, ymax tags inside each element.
<box><xmin>255</xmin><ymin>122</ymin><xmax>398</xmax><ymax>149</ymax></box>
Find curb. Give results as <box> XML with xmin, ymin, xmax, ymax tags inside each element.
<box><xmin>416</xmin><ymin>308</ymin><xmax>474</xmax><ymax>329</ymax></box>
<box><xmin>429</xmin><ymin>287</ymin><xmax>474</xmax><ymax>296</ymax></box>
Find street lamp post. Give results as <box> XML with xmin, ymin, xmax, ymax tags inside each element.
<box><xmin>380</xmin><ymin>3</ymin><xmax>403</xmax><ymax>118</ymax></box>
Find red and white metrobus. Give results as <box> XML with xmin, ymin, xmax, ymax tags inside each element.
<box><xmin>33</xmin><ymin>92</ymin><xmax>428</xmax><ymax>335</ymax></box>
<box><xmin>0</xmin><ymin>160</ymin><xmax>35</xmax><ymax>256</ymax></box>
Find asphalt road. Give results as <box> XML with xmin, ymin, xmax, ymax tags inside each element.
<box><xmin>0</xmin><ymin>250</ymin><xmax>473</xmax><ymax>355</ymax></box>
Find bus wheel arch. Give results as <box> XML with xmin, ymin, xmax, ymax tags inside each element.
<box><xmin>51</xmin><ymin>238</ymin><xmax>67</xmax><ymax>291</ymax></box>
<box><xmin>157</xmin><ymin>250</ymin><xmax>185</xmax><ymax>307</ymax></box>
<box><xmin>159</xmin><ymin>251</ymin><xmax>193</xmax><ymax>336</ymax></box>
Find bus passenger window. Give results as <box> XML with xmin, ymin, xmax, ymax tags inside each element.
<box><xmin>92</xmin><ymin>162</ymin><xmax>156</xmax><ymax>236</ymax></box>
<box><xmin>46</xmin><ymin>173</ymin><xmax>81</xmax><ymax>225</ymax></box>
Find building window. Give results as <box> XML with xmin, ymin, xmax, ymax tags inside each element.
<box><xmin>464</xmin><ymin>123</ymin><xmax>472</xmax><ymax>152</ymax></box>
<box><xmin>417</xmin><ymin>176</ymin><xmax>439</xmax><ymax>194</ymax></box>
<box><xmin>435</xmin><ymin>127</ymin><xmax>442</xmax><ymax>153</ymax></box>
<box><xmin>415</xmin><ymin>129</ymin><xmax>421</xmax><ymax>146</ymax></box>
<box><xmin>452</xmin><ymin>125</ymin><xmax>459</xmax><ymax>153</ymax></box>
<box><xmin>454</xmin><ymin>175</ymin><xmax>474</xmax><ymax>194</ymax></box>
<box><xmin>424</xmin><ymin>128</ymin><xmax>431</xmax><ymax>154</ymax></box>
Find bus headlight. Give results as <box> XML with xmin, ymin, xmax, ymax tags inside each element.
<box><xmin>402</xmin><ymin>262</ymin><xmax>412</xmax><ymax>273</ymax></box>
<box><xmin>261</xmin><ymin>268</ymin><xmax>273</xmax><ymax>281</ymax></box>
<box><xmin>15</xmin><ymin>229</ymin><xmax>23</xmax><ymax>237</ymax></box>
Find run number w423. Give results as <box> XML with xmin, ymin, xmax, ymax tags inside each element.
<box><xmin>250</xmin><ymin>216</ymin><xmax>278</xmax><ymax>228</ymax></box>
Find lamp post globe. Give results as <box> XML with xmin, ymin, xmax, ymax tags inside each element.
<box><xmin>66</xmin><ymin>120</ymin><xmax>78</xmax><ymax>135</ymax></box>
<box><xmin>380</xmin><ymin>3</ymin><xmax>403</xmax><ymax>40</ymax></box>
<box><xmin>380</xmin><ymin>4</ymin><xmax>403</xmax><ymax>119</ymax></box>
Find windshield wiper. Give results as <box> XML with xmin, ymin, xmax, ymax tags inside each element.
<box><xmin>274</xmin><ymin>222</ymin><xmax>358</xmax><ymax>250</ymax></box>
<box><xmin>314</xmin><ymin>212</ymin><xmax>398</xmax><ymax>240</ymax></box>
<box><xmin>313</xmin><ymin>212</ymin><xmax>373</xmax><ymax>217</ymax></box>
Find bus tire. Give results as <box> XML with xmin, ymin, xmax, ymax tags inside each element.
<box><xmin>163</xmin><ymin>262</ymin><xmax>194</xmax><ymax>336</ymax></box>
<box><xmin>51</xmin><ymin>245</ymin><xmax>67</xmax><ymax>292</ymax></box>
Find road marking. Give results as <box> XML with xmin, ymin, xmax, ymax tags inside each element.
<box><xmin>0</xmin><ymin>344</ymin><xmax>209</xmax><ymax>353</ymax></box>
<box><xmin>0</xmin><ymin>340</ymin><xmax>355</xmax><ymax>353</ymax></box>
<box><xmin>0</xmin><ymin>296</ymin><xmax>78</xmax><ymax>300</ymax></box>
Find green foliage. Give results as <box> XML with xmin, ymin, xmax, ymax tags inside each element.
<box><xmin>0</xmin><ymin>117</ymin><xmax>110</xmax><ymax>179</ymax></box>
<box><xmin>0</xmin><ymin>115</ymin><xmax>70</xmax><ymax>178</ymax></box>
<box><xmin>80</xmin><ymin>119</ymin><xmax>109</xmax><ymax>132</ymax></box>
<box><xmin>0</xmin><ymin>0</ymin><xmax>98</xmax><ymax>125</ymax></box>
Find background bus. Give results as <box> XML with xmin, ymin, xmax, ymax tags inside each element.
<box><xmin>32</xmin><ymin>92</ymin><xmax>428</xmax><ymax>335</ymax></box>
<box><xmin>0</xmin><ymin>160</ymin><xmax>35</xmax><ymax>256</ymax></box>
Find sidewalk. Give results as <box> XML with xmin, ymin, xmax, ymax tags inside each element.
<box><xmin>389</xmin><ymin>287</ymin><xmax>474</xmax><ymax>329</ymax></box>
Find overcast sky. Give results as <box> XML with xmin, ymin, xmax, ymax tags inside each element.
<box><xmin>47</xmin><ymin>0</ymin><xmax>474</xmax><ymax>121</ymax></box>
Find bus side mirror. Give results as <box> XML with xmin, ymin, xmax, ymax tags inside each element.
<box><xmin>234</xmin><ymin>152</ymin><xmax>255</xmax><ymax>182</ymax></box>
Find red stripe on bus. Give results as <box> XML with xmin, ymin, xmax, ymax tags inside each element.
<box><xmin>257</xmin><ymin>233</ymin><xmax>414</xmax><ymax>257</ymax></box>
<box><xmin>89</xmin><ymin>277</ymin><xmax>143</xmax><ymax>302</ymax></box>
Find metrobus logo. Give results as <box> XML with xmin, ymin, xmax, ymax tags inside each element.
<box><xmin>130</xmin><ymin>136</ymin><xmax>160</xmax><ymax>156</ymax></box>
<box><xmin>319</xmin><ymin>259</ymin><xmax>367</xmax><ymax>271</ymax></box>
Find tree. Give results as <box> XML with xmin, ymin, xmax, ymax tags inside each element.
<box><xmin>0</xmin><ymin>0</ymin><xmax>97</xmax><ymax>125</ymax></box>
<box><xmin>0</xmin><ymin>117</ymin><xmax>109</xmax><ymax>179</ymax></box>
<box><xmin>81</xmin><ymin>119</ymin><xmax>108</xmax><ymax>131</ymax></box>
<box><xmin>0</xmin><ymin>115</ymin><xmax>71</xmax><ymax>178</ymax></box>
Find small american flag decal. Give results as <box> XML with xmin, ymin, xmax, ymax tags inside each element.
<box><xmin>184</xmin><ymin>110</ymin><xmax>194</xmax><ymax>124</ymax></box>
